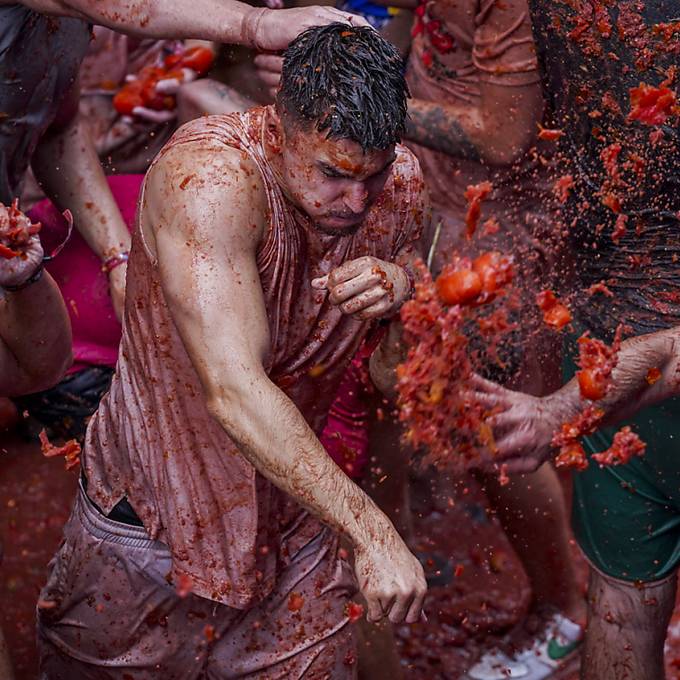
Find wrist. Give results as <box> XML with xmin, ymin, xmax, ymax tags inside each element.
<box><xmin>241</xmin><ymin>7</ymin><xmax>268</xmax><ymax>50</ymax></box>
<box><xmin>2</xmin><ymin>263</ymin><xmax>44</xmax><ymax>293</ymax></box>
<box><xmin>101</xmin><ymin>251</ymin><xmax>129</xmax><ymax>275</ymax></box>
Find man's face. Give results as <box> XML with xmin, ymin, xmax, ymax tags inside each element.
<box><xmin>278</xmin><ymin>118</ymin><xmax>396</xmax><ymax>234</ymax></box>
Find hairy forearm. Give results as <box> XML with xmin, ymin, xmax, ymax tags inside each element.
<box><xmin>547</xmin><ymin>327</ymin><xmax>680</xmax><ymax>427</ymax></box>
<box><xmin>0</xmin><ymin>274</ymin><xmax>72</xmax><ymax>395</ymax></box>
<box><xmin>209</xmin><ymin>376</ymin><xmax>394</xmax><ymax>548</ymax></box>
<box><xmin>32</xmin><ymin>116</ymin><xmax>130</xmax><ymax>260</ymax></box>
<box><xmin>17</xmin><ymin>0</ymin><xmax>255</xmax><ymax>43</ymax></box>
<box><xmin>406</xmin><ymin>100</ymin><xmax>481</xmax><ymax>161</ymax></box>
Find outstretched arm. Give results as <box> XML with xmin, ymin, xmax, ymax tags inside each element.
<box><xmin>5</xmin><ymin>0</ymin><xmax>363</xmax><ymax>51</ymax></box>
<box><xmin>474</xmin><ymin>325</ymin><xmax>680</xmax><ymax>472</ymax></box>
<box><xmin>0</xmin><ymin>238</ymin><xmax>72</xmax><ymax>396</ymax></box>
<box><xmin>143</xmin><ymin>141</ymin><xmax>426</xmax><ymax>624</ymax></box>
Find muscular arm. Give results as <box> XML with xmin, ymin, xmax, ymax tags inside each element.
<box><xmin>3</xmin><ymin>0</ymin><xmax>360</xmax><ymax>50</ymax></box>
<box><xmin>143</xmin><ymin>144</ymin><xmax>425</xmax><ymax>622</ymax></box>
<box><xmin>405</xmin><ymin>80</ymin><xmax>542</xmax><ymax>166</ymax></box>
<box><xmin>0</xmin><ymin>275</ymin><xmax>72</xmax><ymax>396</ymax></box>
<box><xmin>477</xmin><ymin>325</ymin><xmax>680</xmax><ymax>470</ymax></box>
<box><xmin>547</xmin><ymin>326</ymin><xmax>680</xmax><ymax>428</ymax></box>
<box><xmin>404</xmin><ymin>0</ymin><xmax>544</xmax><ymax>166</ymax></box>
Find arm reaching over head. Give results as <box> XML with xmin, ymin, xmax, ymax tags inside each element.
<box><xmin>474</xmin><ymin>326</ymin><xmax>680</xmax><ymax>473</ymax></box>
<box><xmin>5</xmin><ymin>0</ymin><xmax>365</xmax><ymax>51</ymax></box>
<box><xmin>143</xmin><ymin>142</ymin><xmax>426</xmax><ymax>625</ymax></box>
<box><xmin>0</xmin><ymin>234</ymin><xmax>72</xmax><ymax>396</ymax></box>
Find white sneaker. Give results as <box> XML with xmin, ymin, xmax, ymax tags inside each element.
<box><xmin>465</xmin><ymin>613</ymin><xmax>583</xmax><ymax>680</ymax></box>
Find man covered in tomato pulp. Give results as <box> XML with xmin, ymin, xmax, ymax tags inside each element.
<box><xmin>475</xmin><ymin>2</ymin><xmax>680</xmax><ymax>679</ymax></box>
<box><xmin>37</xmin><ymin>25</ymin><xmax>428</xmax><ymax>678</ymax></box>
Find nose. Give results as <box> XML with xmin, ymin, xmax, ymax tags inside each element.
<box><xmin>343</xmin><ymin>182</ymin><xmax>369</xmax><ymax>214</ymax></box>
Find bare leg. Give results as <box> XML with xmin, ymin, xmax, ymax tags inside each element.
<box><xmin>483</xmin><ymin>463</ymin><xmax>586</xmax><ymax>623</ymax></box>
<box><xmin>0</xmin><ymin>627</ymin><xmax>15</xmax><ymax>680</ymax></box>
<box><xmin>582</xmin><ymin>567</ymin><xmax>676</xmax><ymax>680</ymax></box>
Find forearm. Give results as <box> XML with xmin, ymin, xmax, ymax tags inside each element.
<box><xmin>18</xmin><ymin>0</ymin><xmax>256</xmax><ymax>44</ymax></box>
<box><xmin>209</xmin><ymin>376</ymin><xmax>395</xmax><ymax>548</ymax></box>
<box><xmin>0</xmin><ymin>273</ymin><xmax>72</xmax><ymax>395</ymax></box>
<box><xmin>546</xmin><ymin>326</ymin><xmax>680</xmax><ymax>427</ymax></box>
<box><xmin>406</xmin><ymin>99</ymin><xmax>481</xmax><ymax>161</ymax></box>
<box><xmin>32</xmin><ymin>116</ymin><xmax>130</xmax><ymax>260</ymax></box>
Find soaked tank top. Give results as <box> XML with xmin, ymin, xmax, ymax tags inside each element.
<box><xmin>83</xmin><ymin>108</ymin><xmax>426</xmax><ymax>608</ymax></box>
<box><xmin>529</xmin><ymin>0</ymin><xmax>680</xmax><ymax>338</ymax></box>
<box><xmin>0</xmin><ymin>6</ymin><xmax>90</xmax><ymax>203</ymax></box>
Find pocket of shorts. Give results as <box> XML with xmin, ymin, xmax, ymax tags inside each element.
<box><xmin>36</xmin><ymin>537</ymin><xmax>77</xmax><ymax>623</ymax></box>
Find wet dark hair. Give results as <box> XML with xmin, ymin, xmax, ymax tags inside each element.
<box><xmin>278</xmin><ymin>23</ymin><xmax>408</xmax><ymax>150</ymax></box>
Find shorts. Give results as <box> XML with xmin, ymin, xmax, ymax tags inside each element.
<box><xmin>569</xmin><ymin>357</ymin><xmax>680</xmax><ymax>583</ymax></box>
<box><xmin>16</xmin><ymin>367</ymin><xmax>114</xmax><ymax>441</ymax></box>
<box><xmin>38</xmin><ymin>486</ymin><xmax>357</xmax><ymax>679</ymax></box>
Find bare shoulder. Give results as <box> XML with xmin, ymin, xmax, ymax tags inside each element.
<box><xmin>143</xmin><ymin>124</ymin><xmax>267</xmax><ymax>252</ymax></box>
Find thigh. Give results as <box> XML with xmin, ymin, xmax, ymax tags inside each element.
<box><xmin>38</xmin><ymin>490</ymin><xmax>219</xmax><ymax>679</ymax></box>
<box><xmin>207</xmin><ymin>527</ymin><xmax>358</xmax><ymax>680</ymax></box>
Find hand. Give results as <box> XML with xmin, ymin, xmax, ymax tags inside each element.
<box><xmin>470</xmin><ymin>374</ymin><xmax>564</xmax><ymax>474</ymax></box>
<box><xmin>108</xmin><ymin>263</ymin><xmax>127</xmax><ymax>323</ymax></box>
<box><xmin>353</xmin><ymin>527</ymin><xmax>427</xmax><ymax>624</ymax></box>
<box><xmin>0</xmin><ymin>235</ymin><xmax>43</xmax><ymax>289</ymax></box>
<box><xmin>246</xmin><ymin>7</ymin><xmax>370</xmax><ymax>52</ymax></box>
<box><xmin>253</xmin><ymin>54</ymin><xmax>283</xmax><ymax>101</ymax></box>
<box><xmin>312</xmin><ymin>256</ymin><xmax>411</xmax><ymax>320</ymax></box>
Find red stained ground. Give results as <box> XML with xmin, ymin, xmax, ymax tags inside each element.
<box><xmin>1</xmin><ymin>433</ymin><xmax>680</xmax><ymax>679</ymax></box>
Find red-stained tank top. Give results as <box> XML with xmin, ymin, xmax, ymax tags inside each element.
<box><xmin>83</xmin><ymin>107</ymin><xmax>426</xmax><ymax>608</ymax></box>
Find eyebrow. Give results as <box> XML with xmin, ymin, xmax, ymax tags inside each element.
<box><xmin>320</xmin><ymin>155</ymin><xmax>396</xmax><ymax>179</ymax></box>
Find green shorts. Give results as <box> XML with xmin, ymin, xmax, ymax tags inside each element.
<box><xmin>571</xmin><ymin>395</ymin><xmax>680</xmax><ymax>583</ymax></box>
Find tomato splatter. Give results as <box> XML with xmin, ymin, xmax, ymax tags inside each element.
<box><xmin>39</xmin><ymin>430</ymin><xmax>81</xmax><ymax>471</ymax></box>
<box><xmin>628</xmin><ymin>82</ymin><xmax>678</xmax><ymax>126</ymax></box>
<box><xmin>464</xmin><ymin>181</ymin><xmax>493</xmax><ymax>238</ymax></box>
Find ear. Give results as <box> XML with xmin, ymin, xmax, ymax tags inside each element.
<box><xmin>265</xmin><ymin>106</ymin><xmax>285</xmax><ymax>154</ymax></box>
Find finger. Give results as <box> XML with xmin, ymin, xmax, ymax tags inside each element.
<box><xmin>328</xmin><ymin>257</ymin><xmax>373</xmax><ymax>287</ymax></box>
<box><xmin>365</xmin><ymin>596</ymin><xmax>385</xmax><ymax>623</ymax></box>
<box><xmin>155</xmin><ymin>77</ymin><xmax>182</xmax><ymax>95</ymax></box>
<box><xmin>339</xmin><ymin>287</ymin><xmax>386</xmax><ymax>315</ymax></box>
<box><xmin>329</xmin><ymin>8</ymin><xmax>371</xmax><ymax>27</ymax></box>
<box><xmin>469</xmin><ymin>390</ymin><xmax>507</xmax><ymax>410</ymax></box>
<box><xmin>405</xmin><ymin>586</ymin><xmax>426</xmax><ymax>624</ymax></box>
<box><xmin>468</xmin><ymin>372</ymin><xmax>508</xmax><ymax>395</ymax></box>
<box><xmin>254</xmin><ymin>54</ymin><xmax>284</xmax><ymax>73</ymax></box>
<box><xmin>328</xmin><ymin>269</ymin><xmax>381</xmax><ymax>305</ymax></box>
<box><xmin>485</xmin><ymin>411</ymin><xmax>517</xmax><ymax>437</ymax></box>
<box><xmin>388</xmin><ymin>591</ymin><xmax>414</xmax><ymax>624</ymax></box>
<box><xmin>257</xmin><ymin>70</ymin><xmax>280</xmax><ymax>88</ymax></box>
<box><xmin>311</xmin><ymin>275</ymin><xmax>328</xmax><ymax>290</ymax></box>
<box><xmin>131</xmin><ymin>106</ymin><xmax>176</xmax><ymax>123</ymax></box>
<box><xmin>354</xmin><ymin>299</ymin><xmax>391</xmax><ymax>321</ymax></box>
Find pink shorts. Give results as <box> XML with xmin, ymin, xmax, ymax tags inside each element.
<box><xmin>37</xmin><ymin>487</ymin><xmax>357</xmax><ymax>679</ymax></box>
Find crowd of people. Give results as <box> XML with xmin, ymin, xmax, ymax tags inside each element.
<box><xmin>0</xmin><ymin>0</ymin><xmax>678</xmax><ymax>678</ymax></box>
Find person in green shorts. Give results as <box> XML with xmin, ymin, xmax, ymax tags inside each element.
<box><xmin>466</xmin><ymin>2</ymin><xmax>680</xmax><ymax>679</ymax></box>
